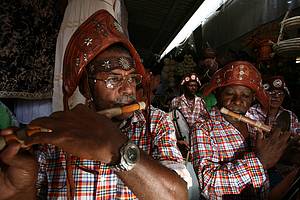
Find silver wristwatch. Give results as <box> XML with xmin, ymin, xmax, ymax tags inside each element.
<box><xmin>110</xmin><ymin>141</ymin><xmax>140</xmax><ymax>172</ymax></box>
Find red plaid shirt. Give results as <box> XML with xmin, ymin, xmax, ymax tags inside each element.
<box><xmin>191</xmin><ymin>107</ymin><xmax>269</xmax><ymax>200</ymax></box>
<box><xmin>171</xmin><ymin>95</ymin><xmax>209</xmax><ymax>128</ymax></box>
<box><xmin>35</xmin><ymin>108</ymin><xmax>184</xmax><ymax>199</ymax></box>
<box><xmin>246</xmin><ymin>104</ymin><xmax>300</xmax><ymax>136</ymax></box>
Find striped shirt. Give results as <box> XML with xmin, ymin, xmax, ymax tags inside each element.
<box><xmin>36</xmin><ymin>107</ymin><xmax>185</xmax><ymax>199</ymax></box>
<box><xmin>191</xmin><ymin>107</ymin><xmax>269</xmax><ymax>200</ymax></box>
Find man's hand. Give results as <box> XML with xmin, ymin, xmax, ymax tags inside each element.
<box><xmin>26</xmin><ymin>104</ymin><xmax>128</xmax><ymax>164</ymax></box>
<box><xmin>255</xmin><ymin>128</ymin><xmax>291</xmax><ymax>169</ymax></box>
<box><xmin>0</xmin><ymin>129</ymin><xmax>37</xmax><ymax>200</ymax></box>
<box><xmin>279</xmin><ymin>135</ymin><xmax>300</xmax><ymax>166</ymax></box>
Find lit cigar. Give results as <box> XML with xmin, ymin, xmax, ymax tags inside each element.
<box><xmin>0</xmin><ymin>127</ymin><xmax>53</xmax><ymax>151</ymax></box>
<box><xmin>220</xmin><ymin>107</ymin><xmax>272</xmax><ymax>132</ymax></box>
<box><xmin>97</xmin><ymin>101</ymin><xmax>146</xmax><ymax>118</ymax></box>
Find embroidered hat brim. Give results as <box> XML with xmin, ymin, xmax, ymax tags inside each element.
<box><xmin>203</xmin><ymin>61</ymin><xmax>269</xmax><ymax>109</ymax></box>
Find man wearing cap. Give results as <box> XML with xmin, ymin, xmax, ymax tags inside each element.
<box><xmin>0</xmin><ymin>10</ymin><xmax>189</xmax><ymax>200</ymax></box>
<box><xmin>246</xmin><ymin>75</ymin><xmax>300</xmax><ymax>193</ymax></box>
<box><xmin>247</xmin><ymin>75</ymin><xmax>299</xmax><ymax>136</ymax></box>
<box><xmin>170</xmin><ymin>73</ymin><xmax>209</xmax><ymax>128</ymax></box>
<box><xmin>190</xmin><ymin>61</ymin><xmax>291</xmax><ymax>199</ymax></box>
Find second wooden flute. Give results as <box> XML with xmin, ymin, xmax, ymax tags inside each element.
<box><xmin>220</xmin><ymin>107</ymin><xmax>272</xmax><ymax>132</ymax></box>
<box><xmin>0</xmin><ymin>127</ymin><xmax>53</xmax><ymax>151</ymax></box>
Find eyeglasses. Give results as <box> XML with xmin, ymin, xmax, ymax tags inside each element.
<box><xmin>91</xmin><ymin>74</ymin><xmax>143</xmax><ymax>89</ymax></box>
<box><xmin>267</xmin><ymin>90</ymin><xmax>285</xmax><ymax>96</ymax></box>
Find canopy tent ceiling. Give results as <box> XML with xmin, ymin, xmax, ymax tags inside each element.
<box><xmin>202</xmin><ymin>0</ymin><xmax>300</xmax><ymax>51</ymax></box>
<box><xmin>125</xmin><ymin>0</ymin><xmax>300</xmax><ymax>65</ymax></box>
<box><xmin>125</xmin><ymin>0</ymin><xmax>205</xmax><ymax>65</ymax></box>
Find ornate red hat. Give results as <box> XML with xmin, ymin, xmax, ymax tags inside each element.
<box><xmin>63</xmin><ymin>9</ymin><xmax>147</xmax><ymax>110</ymax></box>
<box><xmin>203</xmin><ymin>61</ymin><xmax>269</xmax><ymax>108</ymax></box>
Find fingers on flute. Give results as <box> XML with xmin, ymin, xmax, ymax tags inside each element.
<box><xmin>281</xmin><ymin>131</ymin><xmax>291</xmax><ymax>143</ymax></box>
<box><xmin>28</xmin><ymin>117</ymin><xmax>56</xmax><ymax>130</ymax></box>
<box><xmin>0</xmin><ymin>127</ymin><xmax>19</xmax><ymax>136</ymax></box>
<box><xmin>274</xmin><ymin>131</ymin><xmax>291</xmax><ymax>151</ymax></box>
<box><xmin>256</xmin><ymin>129</ymin><xmax>264</xmax><ymax>140</ymax></box>
<box><xmin>24</xmin><ymin>132</ymin><xmax>56</xmax><ymax>146</ymax></box>
<box><xmin>0</xmin><ymin>142</ymin><xmax>21</xmax><ymax>164</ymax></box>
<box><xmin>271</xmin><ymin>127</ymin><xmax>282</xmax><ymax>139</ymax></box>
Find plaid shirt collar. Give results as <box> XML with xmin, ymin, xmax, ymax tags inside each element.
<box><xmin>210</xmin><ymin>106</ymin><xmax>232</xmax><ymax>127</ymax></box>
<box><xmin>119</xmin><ymin>110</ymin><xmax>146</xmax><ymax>129</ymax></box>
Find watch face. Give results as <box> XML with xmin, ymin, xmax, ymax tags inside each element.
<box><xmin>126</xmin><ymin>146</ymin><xmax>139</xmax><ymax>164</ymax></box>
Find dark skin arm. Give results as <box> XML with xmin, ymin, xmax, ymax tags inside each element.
<box><xmin>269</xmin><ymin>167</ymin><xmax>299</xmax><ymax>200</ymax></box>
<box><xmin>230</xmin><ymin>122</ymin><xmax>291</xmax><ymax>170</ymax></box>
<box><xmin>255</xmin><ymin>128</ymin><xmax>291</xmax><ymax>169</ymax></box>
<box><xmin>117</xmin><ymin>151</ymin><xmax>187</xmax><ymax>200</ymax></box>
<box><xmin>226</xmin><ymin>117</ymin><xmax>290</xmax><ymax>170</ymax></box>
<box><xmin>227</xmin><ymin>118</ymin><xmax>290</xmax><ymax>170</ymax></box>
<box><xmin>23</xmin><ymin>104</ymin><xmax>187</xmax><ymax>200</ymax></box>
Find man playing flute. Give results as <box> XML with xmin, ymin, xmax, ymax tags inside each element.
<box><xmin>190</xmin><ymin>61</ymin><xmax>294</xmax><ymax>199</ymax></box>
<box><xmin>0</xmin><ymin>10</ymin><xmax>190</xmax><ymax>200</ymax></box>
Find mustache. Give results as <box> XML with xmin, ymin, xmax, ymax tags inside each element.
<box><xmin>115</xmin><ymin>95</ymin><xmax>136</xmax><ymax>105</ymax></box>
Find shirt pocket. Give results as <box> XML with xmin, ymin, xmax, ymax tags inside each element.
<box><xmin>47</xmin><ymin>161</ymin><xmax>67</xmax><ymax>192</ymax></box>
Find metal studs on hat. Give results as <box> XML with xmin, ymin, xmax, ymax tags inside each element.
<box><xmin>89</xmin><ymin>64</ymin><xmax>95</xmax><ymax>74</ymax></box>
<box><xmin>102</xmin><ymin>61</ymin><xmax>111</xmax><ymax>69</ymax></box>
<box><xmin>84</xmin><ymin>38</ymin><xmax>93</xmax><ymax>46</ymax></box>
<box><xmin>95</xmin><ymin>22</ymin><xmax>108</xmax><ymax>37</ymax></box>
<box><xmin>273</xmin><ymin>79</ymin><xmax>283</xmax><ymax>88</ymax></box>
<box><xmin>216</xmin><ymin>75</ymin><xmax>222</xmax><ymax>86</ymax></box>
<box><xmin>113</xmin><ymin>21</ymin><xmax>124</xmax><ymax>33</ymax></box>
<box><xmin>83</xmin><ymin>54</ymin><xmax>88</xmax><ymax>62</ymax></box>
<box><xmin>92</xmin><ymin>57</ymin><xmax>134</xmax><ymax>72</ymax></box>
<box><xmin>238</xmin><ymin>65</ymin><xmax>246</xmax><ymax>80</ymax></box>
<box><xmin>75</xmin><ymin>58</ymin><xmax>80</xmax><ymax>66</ymax></box>
<box><xmin>118</xmin><ymin>57</ymin><xmax>131</xmax><ymax>70</ymax></box>
<box><xmin>263</xmin><ymin>83</ymin><xmax>270</xmax><ymax>90</ymax></box>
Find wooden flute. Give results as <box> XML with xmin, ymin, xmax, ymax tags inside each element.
<box><xmin>97</xmin><ymin>101</ymin><xmax>146</xmax><ymax>118</ymax></box>
<box><xmin>0</xmin><ymin>102</ymin><xmax>146</xmax><ymax>151</ymax></box>
<box><xmin>220</xmin><ymin>107</ymin><xmax>272</xmax><ymax>132</ymax></box>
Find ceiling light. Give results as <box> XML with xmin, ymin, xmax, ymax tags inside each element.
<box><xmin>160</xmin><ymin>0</ymin><xmax>229</xmax><ymax>59</ymax></box>
<box><xmin>296</xmin><ymin>56</ymin><xmax>300</xmax><ymax>64</ymax></box>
